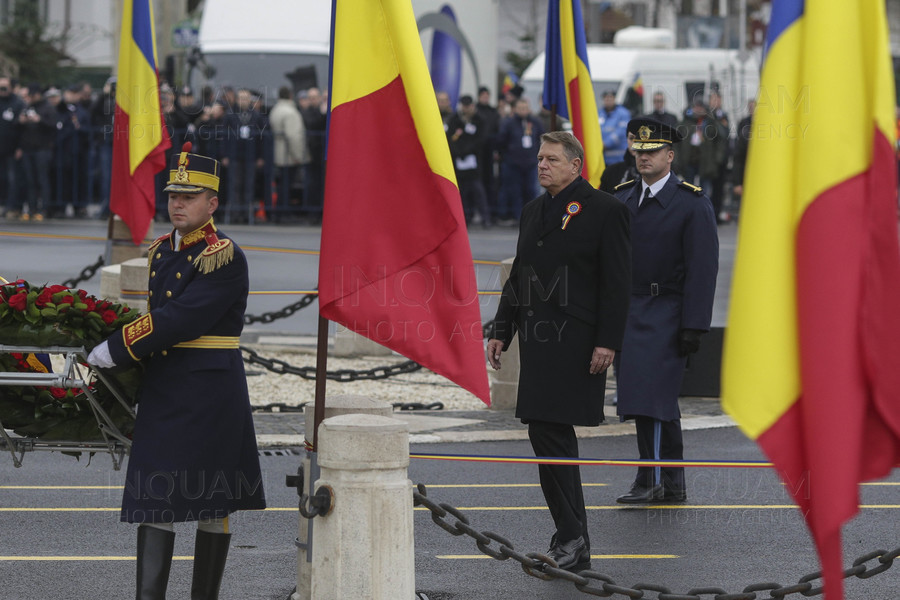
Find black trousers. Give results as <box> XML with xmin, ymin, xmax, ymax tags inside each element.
<box><xmin>633</xmin><ymin>416</ymin><xmax>685</xmax><ymax>491</ymax></box>
<box><xmin>527</xmin><ymin>421</ymin><xmax>589</xmax><ymax>548</ymax></box>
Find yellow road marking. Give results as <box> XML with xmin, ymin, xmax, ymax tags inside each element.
<box><xmin>437</xmin><ymin>554</ymin><xmax>679</xmax><ymax>560</ymax></box>
<box><xmin>0</xmin><ymin>507</ymin><xmax>295</xmax><ymax>512</ymax></box>
<box><xmin>3</xmin><ymin>505</ymin><xmax>900</xmax><ymax>512</ymax></box>
<box><xmin>9</xmin><ymin>482</ymin><xmax>900</xmax><ymax>491</ymax></box>
<box><xmin>0</xmin><ymin>231</ymin><xmax>106</xmax><ymax>242</ymax></box>
<box><xmin>424</xmin><ymin>483</ymin><xmax>608</xmax><ymax>488</ymax></box>
<box><xmin>0</xmin><ymin>486</ymin><xmax>122</xmax><ymax>490</ymax></box>
<box><xmin>0</xmin><ymin>556</ymin><xmax>194</xmax><ymax>561</ymax></box>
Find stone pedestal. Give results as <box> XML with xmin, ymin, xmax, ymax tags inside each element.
<box><xmin>293</xmin><ymin>396</ymin><xmax>393</xmax><ymax>600</ymax></box>
<box><xmin>108</xmin><ymin>216</ymin><xmax>151</xmax><ymax>266</ymax></box>
<box><xmin>310</xmin><ymin>413</ymin><xmax>413</xmax><ymax>600</ymax></box>
<box><xmin>490</xmin><ymin>257</ymin><xmax>519</xmax><ymax>410</ymax></box>
<box><xmin>118</xmin><ymin>257</ymin><xmax>149</xmax><ymax>313</ymax></box>
<box><xmin>332</xmin><ymin>324</ymin><xmax>393</xmax><ymax>357</ymax></box>
<box><xmin>98</xmin><ymin>264</ymin><xmax>121</xmax><ymax>301</ymax></box>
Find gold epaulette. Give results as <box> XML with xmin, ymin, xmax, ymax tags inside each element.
<box><xmin>147</xmin><ymin>233</ymin><xmax>170</xmax><ymax>257</ymax></box>
<box><xmin>614</xmin><ymin>179</ymin><xmax>637</xmax><ymax>191</ymax></box>
<box><xmin>679</xmin><ymin>181</ymin><xmax>704</xmax><ymax>195</ymax></box>
<box><xmin>194</xmin><ymin>237</ymin><xmax>234</xmax><ymax>274</ymax></box>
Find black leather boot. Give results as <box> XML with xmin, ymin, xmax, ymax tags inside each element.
<box><xmin>190</xmin><ymin>530</ymin><xmax>232</xmax><ymax>600</ymax></box>
<box><xmin>136</xmin><ymin>525</ymin><xmax>175</xmax><ymax>600</ymax></box>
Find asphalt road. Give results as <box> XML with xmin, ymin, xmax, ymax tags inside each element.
<box><xmin>1</xmin><ymin>427</ymin><xmax>898</xmax><ymax>599</ymax></box>
<box><xmin>0</xmin><ymin>216</ymin><xmax>737</xmax><ymax>340</ymax></box>
<box><xmin>5</xmin><ymin>218</ymin><xmax>896</xmax><ymax>599</ymax></box>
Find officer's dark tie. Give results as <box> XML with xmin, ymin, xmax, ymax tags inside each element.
<box><xmin>640</xmin><ymin>187</ymin><xmax>651</xmax><ymax>207</ymax></box>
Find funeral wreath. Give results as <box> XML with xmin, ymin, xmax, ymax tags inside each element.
<box><xmin>0</xmin><ymin>279</ymin><xmax>142</xmax><ymax>441</ymax></box>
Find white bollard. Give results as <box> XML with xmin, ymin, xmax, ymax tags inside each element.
<box><xmin>310</xmin><ymin>413</ymin><xmax>414</xmax><ymax>600</ymax></box>
<box><xmin>489</xmin><ymin>257</ymin><xmax>520</xmax><ymax>409</ymax></box>
<box><xmin>293</xmin><ymin>396</ymin><xmax>393</xmax><ymax>600</ymax></box>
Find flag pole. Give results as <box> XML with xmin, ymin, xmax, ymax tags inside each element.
<box><xmin>312</xmin><ymin>314</ymin><xmax>329</xmax><ymax>451</ymax></box>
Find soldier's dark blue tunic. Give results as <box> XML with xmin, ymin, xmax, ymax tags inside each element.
<box><xmin>107</xmin><ymin>220</ymin><xmax>266</xmax><ymax>523</ymax></box>
<box><xmin>613</xmin><ymin>175</ymin><xmax>718</xmax><ymax>421</ymax></box>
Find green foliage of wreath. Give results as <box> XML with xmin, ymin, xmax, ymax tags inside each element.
<box><xmin>0</xmin><ymin>279</ymin><xmax>142</xmax><ymax>441</ymax></box>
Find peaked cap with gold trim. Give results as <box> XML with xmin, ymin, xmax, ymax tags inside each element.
<box><xmin>628</xmin><ymin>117</ymin><xmax>683</xmax><ymax>151</ymax></box>
<box><xmin>164</xmin><ymin>141</ymin><xmax>220</xmax><ymax>193</ymax></box>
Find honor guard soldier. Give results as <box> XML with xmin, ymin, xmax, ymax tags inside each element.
<box><xmin>487</xmin><ymin>131</ymin><xmax>631</xmax><ymax>572</ymax></box>
<box><xmin>88</xmin><ymin>142</ymin><xmax>266</xmax><ymax>599</ymax></box>
<box><xmin>612</xmin><ymin>118</ymin><xmax>718</xmax><ymax>504</ymax></box>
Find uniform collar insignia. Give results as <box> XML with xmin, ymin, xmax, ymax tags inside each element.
<box><xmin>179</xmin><ymin>218</ymin><xmax>217</xmax><ymax>250</ymax></box>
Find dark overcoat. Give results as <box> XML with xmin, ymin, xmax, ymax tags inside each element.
<box><xmin>490</xmin><ymin>179</ymin><xmax>631</xmax><ymax>426</ymax></box>
<box><xmin>614</xmin><ymin>175</ymin><xmax>718</xmax><ymax>421</ymax></box>
<box><xmin>107</xmin><ymin>220</ymin><xmax>266</xmax><ymax>523</ymax></box>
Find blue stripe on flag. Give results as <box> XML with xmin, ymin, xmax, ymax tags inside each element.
<box><xmin>131</xmin><ymin>0</ymin><xmax>156</xmax><ymax>69</ymax></box>
<box><xmin>764</xmin><ymin>0</ymin><xmax>804</xmax><ymax>59</ymax></box>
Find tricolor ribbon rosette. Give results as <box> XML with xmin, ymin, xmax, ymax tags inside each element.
<box><xmin>561</xmin><ymin>201</ymin><xmax>582</xmax><ymax>230</ymax></box>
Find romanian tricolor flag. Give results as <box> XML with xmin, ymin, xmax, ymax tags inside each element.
<box><xmin>542</xmin><ymin>0</ymin><xmax>605</xmax><ymax>187</ymax></box>
<box><xmin>110</xmin><ymin>0</ymin><xmax>170</xmax><ymax>245</ymax></box>
<box><xmin>722</xmin><ymin>2</ymin><xmax>900</xmax><ymax>598</ymax></box>
<box><xmin>318</xmin><ymin>0</ymin><xmax>490</xmax><ymax>405</ymax></box>
<box><xmin>630</xmin><ymin>72</ymin><xmax>644</xmax><ymax>97</ymax></box>
<box><xmin>501</xmin><ymin>71</ymin><xmax>519</xmax><ymax>96</ymax></box>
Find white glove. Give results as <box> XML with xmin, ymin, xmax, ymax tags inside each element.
<box><xmin>87</xmin><ymin>340</ymin><xmax>116</xmax><ymax>369</ymax></box>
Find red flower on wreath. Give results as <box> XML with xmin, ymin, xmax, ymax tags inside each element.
<box><xmin>49</xmin><ymin>387</ymin><xmax>68</xmax><ymax>399</ymax></box>
<box><xmin>8</xmin><ymin>292</ymin><xmax>27</xmax><ymax>311</ymax></box>
<box><xmin>58</xmin><ymin>295</ymin><xmax>75</xmax><ymax>305</ymax></box>
<box><xmin>35</xmin><ymin>290</ymin><xmax>53</xmax><ymax>308</ymax></box>
<box><xmin>101</xmin><ymin>310</ymin><xmax>118</xmax><ymax>325</ymax></box>
<box><xmin>83</xmin><ymin>297</ymin><xmax>96</xmax><ymax>311</ymax></box>
<box><xmin>46</xmin><ymin>284</ymin><xmax>69</xmax><ymax>294</ymax></box>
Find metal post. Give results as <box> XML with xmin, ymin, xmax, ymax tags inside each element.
<box><xmin>312</xmin><ymin>314</ymin><xmax>329</xmax><ymax>451</ymax></box>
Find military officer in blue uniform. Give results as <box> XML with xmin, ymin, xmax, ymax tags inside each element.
<box><xmin>612</xmin><ymin>118</ymin><xmax>718</xmax><ymax>504</ymax></box>
<box><xmin>88</xmin><ymin>142</ymin><xmax>265</xmax><ymax>599</ymax></box>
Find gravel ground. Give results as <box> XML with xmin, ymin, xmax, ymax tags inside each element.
<box><xmin>241</xmin><ymin>344</ymin><xmax>724</xmax><ymax>417</ymax></box>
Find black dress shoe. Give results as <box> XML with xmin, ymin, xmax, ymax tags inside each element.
<box><xmin>662</xmin><ymin>487</ymin><xmax>687</xmax><ymax>502</ymax></box>
<box><xmin>548</xmin><ymin>536</ymin><xmax>590</xmax><ymax>572</ymax></box>
<box><xmin>616</xmin><ymin>483</ymin><xmax>665</xmax><ymax>504</ymax></box>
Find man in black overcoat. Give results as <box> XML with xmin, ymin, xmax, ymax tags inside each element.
<box><xmin>487</xmin><ymin>131</ymin><xmax>631</xmax><ymax>571</ymax></box>
<box><xmin>613</xmin><ymin>118</ymin><xmax>718</xmax><ymax>504</ymax></box>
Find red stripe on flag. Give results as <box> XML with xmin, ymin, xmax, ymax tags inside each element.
<box><xmin>110</xmin><ymin>106</ymin><xmax>168</xmax><ymax>244</ymax></box>
<box><xmin>758</xmin><ymin>127</ymin><xmax>900</xmax><ymax>599</ymax></box>
<box><xmin>319</xmin><ymin>77</ymin><xmax>489</xmax><ymax>403</ymax></box>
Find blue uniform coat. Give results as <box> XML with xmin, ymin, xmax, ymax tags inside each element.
<box><xmin>489</xmin><ymin>179</ymin><xmax>631</xmax><ymax>426</ymax></box>
<box><xmin>107</xmin><ymin>220</ymin><xmax>265</xmax><ymax>523</ymax></box>
<box><xmin>614</xmin><ymin>175</ymin><xmax>718</xmax><ymax>421</ymax></box>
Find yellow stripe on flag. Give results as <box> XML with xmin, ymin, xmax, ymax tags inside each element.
<box><xmin>330</xmin><ymin>0</ymin><xmax>455</xmax><ymax>185</ymax></box>
<box><xmin>116</xmin><ymin>1</ymin><xmax>164</xmax><ymax>176</ymax></box>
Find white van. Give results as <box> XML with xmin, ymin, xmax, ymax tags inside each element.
<box><xmin>186</xmin><ymin>0</ymin><xmax>498</xmax><ymax>107</ymax></box>
<box><xmin>519</xmin><ymin>36</ymin><xmax>759</xmax><ymax>134</ymax></box>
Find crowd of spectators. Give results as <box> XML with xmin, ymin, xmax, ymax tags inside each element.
<box><xmin>0</xmin><ymin>72</ymin><xmax>753</xmax><ymax>227</ymax></box>
<box><xmin>0</xmin><ymin>76</ymin><xmax>328</xmax><ymax>224</ymax></box>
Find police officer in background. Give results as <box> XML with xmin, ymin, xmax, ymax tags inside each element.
<box><xmin>88</xmin><ymin>142</ymin><xmax>266</xmax><ymax>599</ymax></box>
<box><xmin>487</xmin><ymin>131</ymin><xmax>631</xmax><ymax>572</ymax></box>
<box><xmin>613</xmin><ymin>118</ymin><xmax>718</xmax><ymax>504</ymax></box>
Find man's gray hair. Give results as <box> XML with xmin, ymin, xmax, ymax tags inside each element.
<box><xmin>540</xmin><ymin>131</ymin><xmax>584</xmax><ymax>163</ymax></box>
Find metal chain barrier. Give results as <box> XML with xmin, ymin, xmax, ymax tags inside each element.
<box><xmin>252</xmin><ymin>401</ymin><xmax>442</xmax><ymax>413</ymax></box>
<box><xmin>243</xmin><ymin>291</ymin><xmax>318</xmax><ymax>325</ymax></box>
<box><xmin>241</xmin><ymin>345</ymin><xmax>423</xmax><ymax>381</ymax></box>
<box><xmin>412</xmin><ymin>483</ymin><xmax>900</xmax><ymax>599</ymax></box>
<box><xmin>62</xmin><ymin>255</ymin><xmax>105</xmax><ymax>288</ymax></box>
